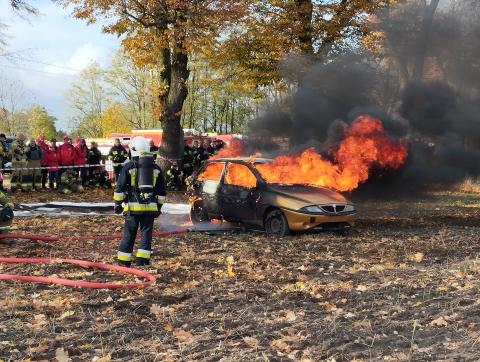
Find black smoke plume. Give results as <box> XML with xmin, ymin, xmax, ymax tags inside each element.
<box><xmin>245</xmin><ymin>0</ymin><xmax>480</xmax><ymax>197</ymax></box>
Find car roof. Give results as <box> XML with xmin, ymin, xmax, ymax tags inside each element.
<box><xmin>209</xmin><ymin>157</ymin><xmax>272</xmax><ymax>164</ymax></box>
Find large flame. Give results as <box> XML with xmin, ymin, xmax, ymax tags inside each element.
<box><xmin>213</xmin><ymin>115</ymin><xmax>408</xmax><ymax>192</ymax></box>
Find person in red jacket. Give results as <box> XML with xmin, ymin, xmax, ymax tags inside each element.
<box><xmin>37</xmin><ymin>134</ymin><xmax>49</xmax><ymax>190</ymax></box>
<box><xmin>44</xmin><ymin>141</ymin><xmax>60</xmax><ymax>189</ymax></box>
<box><xmin>58</xmin><ymin>136</ymin><xmax>76</xmax><ymax>175</ymax></box>
<box><xmin>74</xmin><ymin>137</ymin><xmax>88</xmax><ymax>185</ymax></box>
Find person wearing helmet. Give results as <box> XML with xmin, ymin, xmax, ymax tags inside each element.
<box><xmin>108</xmin><ymin>138</ymin><xmax>128</xmax><ymax>183</ymax></box>
<box><xmin>166</xmin><ymin>161</ymin><xmax>184</xmax><ymax>191</ymax></box>
<box><xmin>0</xmin><ymin>190</ymin><xmax>14</xmax><ymax>237</ymax></box>
<box><xmin>113</xmin><ymin>136</ymin><xmax>166</xmax><ymax>267</ymax></box>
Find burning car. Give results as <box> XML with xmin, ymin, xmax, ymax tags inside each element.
<box><xmin>189</xmin><ymin>158</ymin><xmax>356</xmax><ymax>236</ymax></box>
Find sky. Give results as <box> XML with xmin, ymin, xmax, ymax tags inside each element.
<box><xmin>0</xmin><ymin>0</ymin><xmax>120</xmax><ymax>131</ymax></box>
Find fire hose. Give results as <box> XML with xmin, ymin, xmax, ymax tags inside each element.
<box><xmin>0</xmin><ymin>228</ymin><xmax>189</xmax><ymax>289</ymax></box>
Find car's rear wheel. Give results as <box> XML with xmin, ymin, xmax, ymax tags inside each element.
<box><xmin>190</xmin><ymin>202</ymin><xmax>210</xmax><ymax>225</ymax></box>
<box><xmin>264</xmin><ymin>209</ymin><xmax>290</xmax><ymax>237</ymax></box>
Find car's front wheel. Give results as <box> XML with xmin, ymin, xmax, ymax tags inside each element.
<box><xmin>190</xmin><ymin>202</ymin><xmax>210</xmax><ymax>225</ymax></box>
<box><xmin>264</xmin><ymin>209</ymin><xmax>290</xmax><ymax>237</ymax></box>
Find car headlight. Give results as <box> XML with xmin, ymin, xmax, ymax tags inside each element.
<box><xmin>300</xmin><ymin>205</ymin><xmax>323</xmax><ymax>213</ymax></box>
<box><xmin>344</xmin><ymin>204</ymin><xmax>356</xmax><ymax>212</ymax></box>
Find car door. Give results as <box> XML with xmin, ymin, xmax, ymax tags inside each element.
<box><xmin>219</xmin><ymin>162</ymin><xmax>258</xmax><ymax>222</ymax></box>
<box><xmin>195</xmin><ymin>162</ymin><xmax>226</xmax><ymax>217</ymax></box>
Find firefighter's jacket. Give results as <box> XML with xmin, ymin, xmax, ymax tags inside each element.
<box><xmin>166</xmin><ymin>166</ymin><xmax>184</xmax><ymax>191</ymax></box>
<box><xmin>113</xmin><ymin>160</ymin><xmax>166</xmax><ymax>215</ymax></box>
<box><xmin>11</xmin><ymin>141</ymin><xmax>27</xmax><ymax>163</ymax></box>
<box><xmin>108</xmin><ymin>145</ymin><xmax>128</xmax><ymax>167</ymax></box>
<box><xmin>0</xmin><ymin>141</ymin><xmax>7</xmax><ymax>166</ymax></box>
<box><xmin>0</xmin><ymin>191</ymin><xmax>14</xmax><ymax>209</ymax></box>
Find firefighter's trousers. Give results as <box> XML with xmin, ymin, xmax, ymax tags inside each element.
<box><xmin>117</xmin><ymin>214</ymin><xmax>154</xmax><ymax>262</ymax></box>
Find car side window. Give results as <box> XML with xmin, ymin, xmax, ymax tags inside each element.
<box><xmin>198</xmin><ymin>162</ymin><xmax>225</xmax><ymax>182</ymax></box>
<box><xmin>224</xmin><ymin>163</ymin><xmax>257</xmax><ymax>189</ymax></box>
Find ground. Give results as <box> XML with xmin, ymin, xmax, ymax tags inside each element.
<box><xmin>1</xmin><ymin>186</ymin><xmax>480</xmax><ymax>361</ymax></box>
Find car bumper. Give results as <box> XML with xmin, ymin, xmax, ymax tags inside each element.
<box><xmin>281</xmin><ymin>208</ymin><xmax>356</xmax><ymax>231</ymax></box>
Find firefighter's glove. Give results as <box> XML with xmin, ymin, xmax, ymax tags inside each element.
<box><xmin>114</xmin><ymin>203</ymin><xmax>124</xmax><ymax>215</ymax></box>
<box><xmin>153</xmin><ymin>203</ymin><xmax>163</xmax><ymax>218</ymax></box>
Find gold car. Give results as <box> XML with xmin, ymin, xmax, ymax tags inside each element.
<box><xmin>189</xmin><ymin>158</ymin><xmax>356</xmax><ymax>236</ymax></box>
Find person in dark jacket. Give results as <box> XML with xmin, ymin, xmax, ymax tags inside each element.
<box><xmin>113</xmin><ymin>137</ymin><xmax>166</xmax><ymax>267</ymax></box>
<box><xmin>149</xmin><ymin>140</ymin><xmax>159</xmax><ymax>161</ymax></box>
<box><xmin>87</xmin><ymin>142</ymin><xmax>103</xmax><ymax>179</ymax></box>
<box><xmin>166</xmin><ymin>161</ymin><xmax>184</xmax><ymax>191</ymax></box>
<box><xmin>0</xmin><ymin>190</ymin><xmax>14</xmax><ymax>236</ymax></box>
<box><xmin>0</xmin><ymin>134</ymin><xmax>8</xmax><ymax>191</ymax></box>
<box><xmin>37</xmin><ymin>134</ymin><xmax>49</xmax><ymax>189</ymax></box>
<box><xmin>27</xmin><ymin>138</ymin><xmax>44</xmax><ymax>191</ymax></box>
<box><xmin>182</xmin><ymin>144</ymin><xmax>194</xmax><ymax>178</ymax></box>
<box><xmin>108</xmin><ymin>139</ymin><xmax>128</xmax><ymax>182</ymax></box>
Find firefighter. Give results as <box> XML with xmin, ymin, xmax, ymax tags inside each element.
<box><xmin>0</xmin><ymin>134</ymin><xmax>8</xmax><ymax>191</ymax></box>
<box><xmin>0</xmin><ymin>190</ymin><xmax>14</xmax><ymax>236</ymax></box>
<box><xmin>11</xmin><ymin>134</ymin><xmax>29</xmax><ymax>191</ymax></box>
<box><xmin>114</xmin><ymin>136</ymin><xmax>166</xmax><ymax>267</ymax></box>
<box><xmin>108</xmin><ymin>138</ymin><xmax>128</xmax><ymax>182</ymax></box>
<box><xmin>166</xmin><ymin>161</ymin><xmax>184</xmax><ymax>191</ymax></box>
<box><xmin>149</xmin><ymin>140</ymin><xmax>159</xmax><ymax>161</ymax></box>
<box><xmin>26</xmin><ymin>138</ymin><xmax>43</xmax><ymax>191</ymax></box>
<box><xmin>59</xmin><ymin>168</ymin><xmax>84</xmax><ymax>194</ymax></box>
<box><xmin>182</xmin><ymin>143</ymin><xmax>194</xmax><ymax>178</ymax></box>
<box><xmin>87</xmin><ymin>168</ymin><xmax>112</xmax><ymax>189</ymax></box>
<box><xmin>192</xmin><ymin>140</ymin><xmax>205</xmax><ymax>169</ymax></box>
<box><xmin>87</xmin><ymin>141</ymin><xmax>103</xmax><ymax>179</ymax></box>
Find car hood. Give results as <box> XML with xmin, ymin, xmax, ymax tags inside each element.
<box><xmin>266</xmin><ymin>184</ymin><xmax>349</xmax><ymax>205</ymax></box>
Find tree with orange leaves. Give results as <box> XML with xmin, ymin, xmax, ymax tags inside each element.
<box><xmin>57</xmin><ymin>0</ymin><xmax>245</xmax><ymax>168</ymax></box>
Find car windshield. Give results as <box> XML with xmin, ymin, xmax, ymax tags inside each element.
<box><xmin>253</xmin><ymin>161</ymin><xmax>316</xmax><ymax>187</ymax></box>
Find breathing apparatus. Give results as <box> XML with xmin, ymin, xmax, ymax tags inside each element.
<box><xmin>129</xmin><ymin>137</ymin><xmax>155</xmax><ymax>203</ymax></box>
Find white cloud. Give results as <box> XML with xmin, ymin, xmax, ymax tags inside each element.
<box><xmin>44</xmin><ymin>43</ymin><xmax>107</xmax><ymax>74</ymax></box>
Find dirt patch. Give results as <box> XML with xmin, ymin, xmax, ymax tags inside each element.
<box><xmin>0</xmin><ymin>191</ymin><xmax>480</xmax><ymax>360</ymax></box>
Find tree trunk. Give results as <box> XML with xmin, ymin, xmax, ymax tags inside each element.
<box><xmin>158</xmin><ymin>28</ymin><xmax>190</xmax><ymax>173</ymax></box>
<box><xmin>294</xmin><ymin>0</ymin><xmax>314</xmax><ymax>55</ymax></box>
<box><xmin>230</xmin><ymin>100</ymin><xmax>235</xmax><ymax>133</ymax></box>
<box><xmin>188</xmin><ymin>68</ymin><xmax>196</xmax><ymax>129</ymax></box>
<box><xmin>412</xmin><ymin>0</ymin><xmax>440</xmax><ymax>80</ymax></box>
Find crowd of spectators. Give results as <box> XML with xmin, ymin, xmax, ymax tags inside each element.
<box><xmin>0</xmin><ymin>133</ymin><xmax>226</xmax><ymax>194</ymax></box>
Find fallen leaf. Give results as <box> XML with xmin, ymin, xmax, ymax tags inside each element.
<box><xmin>55</xmin><ymin>348</ymin><xmax>70</xmax><ymax>362</ymax></box>
<box><xmin>430</xmin><ymin>316</ymin><xmax>448</xmax><ymax>327</ymax></box>
<box><xmin>243</xmin><ymin>336</ymin><xmax>260</xmax><ymax>348</ymax></box>
<box><xmin>92</xmin><ymin>354</ymin><xmax>112</xmax><ymax>362</ymax></box>
<box><xmin>59</xmin><ymin>310</ymin><xmax>75</xmax><ymax>320</ymax></box>
<box><xmin>356</xmin><ymin>285</ymin><xmax>368</xmax><ymax>292</ymax></box>
<box><xmin>164</xmin><ymin>323</ymin><xmax>174</xmax><ymax>332</ymax></box>
<box><xmin>409</xmin><ymin>253</ymin><xmax>424</xmax><ymax>263</ymax></box>
<box><xmin>285</xmin><ymin>310</ymin><xmax>296</xmax><ymax>321</ymax></box>
<box><xmin>173</xmin><ymin>329</ymin><xmax>194</xmax><ymax>343</ymax></box>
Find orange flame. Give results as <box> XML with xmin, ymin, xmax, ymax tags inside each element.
<box><xmin>255</xmin><ymin>115</ymin><xmax>408</xmax><ymax>191</ymax></box>
<box><xmin>214</xmin><ymin>115</ymin><xmax>408</xmax><ymax>192</ymax></box>
<box><xmin>212</xmin><ymin>138</ymin><xmax>245</xmax><ymax>159</ymax></box>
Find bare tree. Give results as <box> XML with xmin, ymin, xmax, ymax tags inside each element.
<box><xmin>0</xmin><ymin>77</ymin><xmax>30</xmax><ymax>135</ymax></box>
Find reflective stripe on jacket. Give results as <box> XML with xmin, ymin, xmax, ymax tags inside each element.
<box><xmin>113</xmin><ymin>160</ymin><xmax>166</xmax><ymax>215</ymax></box>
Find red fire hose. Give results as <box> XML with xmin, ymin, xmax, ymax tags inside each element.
<box><xmin>0</xmin><ymin>228</ymin><xmax>189</xmax><ymax>289</ymax></box>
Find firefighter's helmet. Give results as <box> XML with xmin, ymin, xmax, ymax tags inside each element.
<box><xmin>130</xmin><ymin>136</ymin><xmax>150</xmax><ymax>157</ymax></box>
